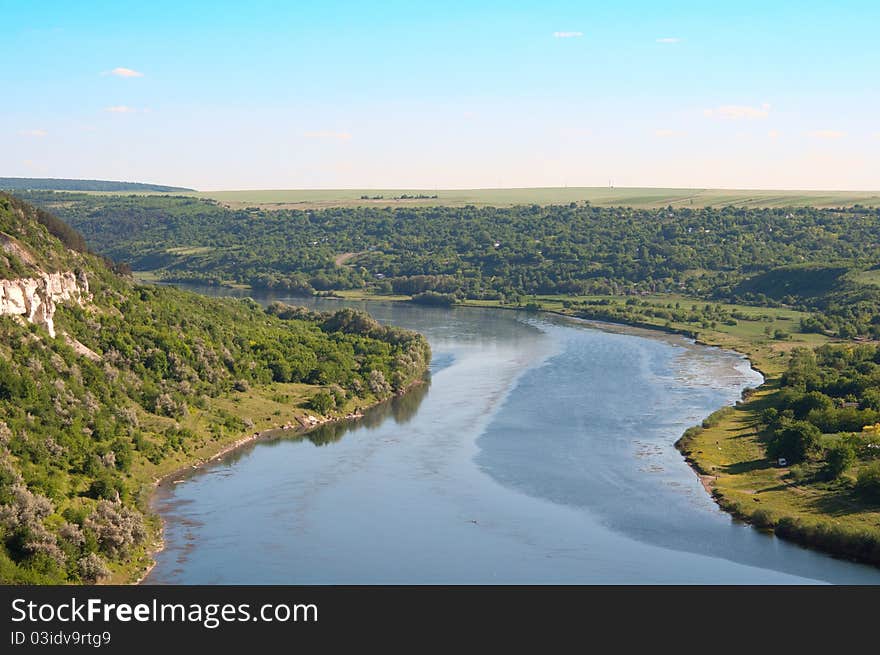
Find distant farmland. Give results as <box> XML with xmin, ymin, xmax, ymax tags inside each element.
<box><xmin>195</xmin><ymin>186</ymin><xmax>880</xmax><ymax>209</ymax></box>
<box><xmin>0</xmin><ymin>177</ymin><xmax>194</xmax><ymax>193</ymax></box>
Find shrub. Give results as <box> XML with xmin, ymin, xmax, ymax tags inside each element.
<box><xmin>329</xmin><ymin>384</ymin><xmax>347</xmax><ymax>407</ymax></box>
<box><xmin>87</xmin><ymin>473</ymin><xmax>126</xmax><ymax>502</ymax></box>
<box><xmin>84</xmin><ymin>501</ymin><xmax>147</xmax><ymax>558</ymax></box>
<box><xmin>856</xmin><ymin>462</ymin><xmax>880</xmax><ymax>502</ymax></box>
<box><xmin>308</xmin><ymin>390</ymin><xmax>335</xmax><ymax>414</ymax></box>
<box><xmin>760</xmin><ymin>407</ymin><xmax>779</xmax><ymax>427</ymax></box>
<box><xmin>825</xmin><ymin>441</ymin><xmax>857</xmax><ymax>478</ymax></box>
<box><xmin>750</xmin><ymin>509</ymin><xmax>775</xmax><ymax>529</ymax></box>
<box><xmin>78</xmin><ymin>553</ymin><xmax>110</xmax><ymax>583</ymax></box>
<box><xmin>368</xmin><ymin>370</ymin><xmax>392</xmax><ymax>398</ymax></box>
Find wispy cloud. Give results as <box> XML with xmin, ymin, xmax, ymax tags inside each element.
<box><xmin>808</xmin><ymin>129</ymin><xmax>846</xmax><ymax>139</ymax></box>
<box><xmin>703</xmin><ymin>103</ymin><xmax>770</xmax><ymax>120</ymax></box>
<box><xmin>656</xmin><ymin>37</ymin><xmax>681</xmax><ymax>44</ymax></box>
<box><xmin>18</xmin><ymin>129</ymin><xmax>48</xmax><ymax>137</ymax></box>
<box><xmin>654</xmin><ymin>129</ymin><xmax>680</xmax><ymax>138</ymax></box>
<box><xmin>104</xmin><ymin>67</ymin><xmax>144</xmax><ymax>78</ymax></box>
<box><xmin>304</xmin><ymin>131</ymin><xmax>352</xmax><ymax>141</ymax></box>
<box><xmin>104</xmin><ymin>105</ymin><xmax>149</xmax><ymax>113</ymax></box>
<box><xmin>553</xmin><ymin>31</ymin><xmax>583</xmax><ymax>38</ymax></box>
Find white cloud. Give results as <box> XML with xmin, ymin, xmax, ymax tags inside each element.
<box><xmin>703</xmin><ymin>103</ymin><xmax>770</xmax><ymax>120</ymax></box>
<box><xmin>105</xmin><ymin>105</ymin><xmax>143</xmax><ymax>113</ymax></box>
<box><xmin>553</xmin><ymin>31</ymin><xmax>583</xmax><ymax>38</ymax></box>
<box><xmin>654</xmin><ymin>129</ymin><xmax>681</xmax><ymax>138</ymax></box>
<box><xmin>656</xmin><ymin>37</ymin><xmax>681</xmax><ymax>44</ymax></box>
<box><xmin>105</xmin><ymin>67</ymin><xmax>144</xmax><ymax>78</ymax></box>
<box><xmin>808</xmin><ymin>129</ymin><xmax>846</xmax><ymax>139</ymax></box>
<box><xmin>18</xmin><ymin>129</ymin><xmax>47</xmax><ymax>137</ymax></box>
<box><xmin>768</xmin><ymin>130</ymin><xmax>780</xmax><ymax>139</ymax></box>
<box><xmin>303</xmin><ymin>131</ymin><xmax>352</xmax><ymax>141</ymax></box>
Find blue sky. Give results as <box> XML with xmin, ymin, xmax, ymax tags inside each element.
<box><xmin>2</xmin><ymin>0</ymin><xmax>878</xmax><ymax>190</ymax></box>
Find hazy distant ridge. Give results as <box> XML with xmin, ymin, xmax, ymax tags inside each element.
<box><xmin>0</xmin><ymin>177</ymin><xmax>193</xmax><ymax>193</ymax></box>
<box><xmin>198</xmin><ymin>186</ymin><xmax>880</xmax><ymax>210</ymax></box>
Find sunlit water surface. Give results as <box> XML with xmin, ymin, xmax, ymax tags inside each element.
<box><xmin>145</xmin><ymin>289</ymin><xmax>880</xmax><ymax>584</ymax></box>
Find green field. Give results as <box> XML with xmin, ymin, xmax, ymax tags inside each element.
<box><xmin>193</xmin><ymin>186</ymin><xmax>880</xmax><ymax>209</ymax></box>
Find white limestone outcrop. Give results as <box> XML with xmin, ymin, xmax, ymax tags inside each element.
<box><xmin>0</xmin><ymin>271</ymin><xmax>89</xmax><ymax>338</ymax></box>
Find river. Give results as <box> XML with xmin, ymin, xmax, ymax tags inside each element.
<box><xmin>144</xmin><ymin>287</ymin><xmax>880</xmax><ymax>584</ymax></box>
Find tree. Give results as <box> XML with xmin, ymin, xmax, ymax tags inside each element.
<box><xmin>368</xmin><ymin>370</ymin><xmax>392</xmax><ymax>398</ymax></box>
<box><xmin>308</xmin><ymin>390</ymin><xmax>335</xmax><ymax>414</ymax></box>
<box><xmin>78</xmin><ymin>553</ymin><xmax>110</xmax><ymax>583</ymax></box>
<box><xmin>825</xmin><ymin>441</ymin><xmax>856</xmax><ymax>478</ymax></box>
<box><xmin>792</xmin><ymin>391</ymin><xmax>833</xmax><ymax>419</ymax></box>
<box><xmin>760</xmin><ymin>407</ymin><xmax>779</xmax><ymax>427</ymax></box>
<box><xmin>856</xmin><ymin>462</ymin><xmax>880</xmax><ymax>502</ymax></box>
<box><xmin>861</xmin><ymin>389</ymin><xmax>880</xmax><ymax>412</ymax></box>
<box><xmin>767</xmin><ymin>420</ymin><xmax>822</xmax><ymax>463</ymax></box>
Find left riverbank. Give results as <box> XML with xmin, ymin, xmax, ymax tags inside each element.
<box><xmin>113</xmin><ymin>376</ymin><xmax>428</xmax><ymax>585</ymax></box>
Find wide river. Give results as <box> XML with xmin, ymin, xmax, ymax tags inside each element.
<box><xmin>145</xmin><ymin>288</ymin><xmax>880</xmax><ymax>584</ymax></box>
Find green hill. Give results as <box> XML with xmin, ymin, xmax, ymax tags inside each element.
<box><xmin>0</xmin><ymin>193</ymin><xmax>87</xmax><ymax>278</ymax></box>
<box><xmin>0</xmin><ymin>193</ymin><xmax>429</xmax><ymax>583</ymax></box>
<box><xmin>0</xmin><ymin>178</ymin><xmax>193</xmax><ymax>193</ymax></box>
<box><xmin>732</xmin><ymin>264</ymin><xmax>852</xmax><ymax>302</ymax></box>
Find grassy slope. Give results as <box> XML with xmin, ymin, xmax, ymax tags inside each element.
<box><xmin>194</xmin><ymin>187</ymin><xmax>880</xmax><ymax>209</ymax></box>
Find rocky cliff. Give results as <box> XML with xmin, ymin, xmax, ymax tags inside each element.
<box><xmin>0</xmin><ymin>270</ymin><xmax>89</xmax><ymax>337</ymax></box>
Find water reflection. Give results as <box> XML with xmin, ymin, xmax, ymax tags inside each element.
<box><xmin>208</xmin><ymin>376</ymin><xmax>432</xmax><ymax>470</ymax></box>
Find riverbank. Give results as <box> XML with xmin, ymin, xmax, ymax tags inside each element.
<box><xmin>136</xmin><ymin>282</ymin><xmax>880</xmax><ymax>569</ymax></box>
<box><xmin>335</xmin><ymin>290</ymin><xmax>880</xmax><ymax>567</ymax></box>
<box><xmin>117</xmin><ymin>376</ymin><xmax>426</xmax><ymax>585</ymax></box>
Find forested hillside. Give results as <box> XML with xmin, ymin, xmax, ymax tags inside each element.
<box><xmin>19</xmin><ymin>191</ymin><xmax>880</xmax><ymax>339</ymax></box>
<box><xmin>0</xmin><ymin>193</ymin><xmax>429</xmax><ymax>583</ymax></box>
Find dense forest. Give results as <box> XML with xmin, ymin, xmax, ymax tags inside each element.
<box><xmin>0</xmin><ymin>193</ymin><xmax>429</xmax><ymax>583</ymax></box>
<box><xmin>18</xmin><ymin>191</ymin><xmax>880</xmax><ymax>339</ymax></box>
<box><xmin>0</xmin><ymin>178</ymin><xmax>193</xmax><ymax>193</ymax></box>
